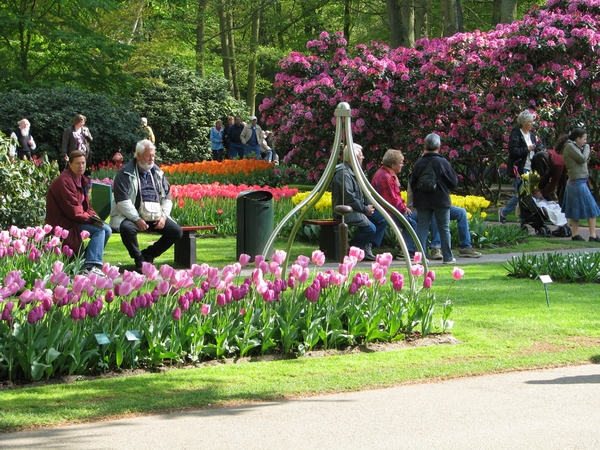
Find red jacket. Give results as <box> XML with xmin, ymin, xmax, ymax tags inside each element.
<box><xmin>45</xmin><ymin>169</ymin><xmax>98</xmax><ymax>254</ymax></box>
<box><xmin>371</xmin><ymin>165</ymin><xmax>408</xmax><ymax>214</ymax></box>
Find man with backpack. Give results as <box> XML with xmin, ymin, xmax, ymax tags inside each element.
<box><xmin>410</xmin><ymin>133</ymin><xmax>458</xmax><ymax>264</ymax></box>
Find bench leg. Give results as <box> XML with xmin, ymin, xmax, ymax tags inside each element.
<box><xmin>319</xmin><ymin>226</ymin><xmax>340</xmax><ymax>262</ymax></box>
<box><xmin>174</xmin><ymin>230</ymin><xmax>196</xmax><ymax>268</ymax></box>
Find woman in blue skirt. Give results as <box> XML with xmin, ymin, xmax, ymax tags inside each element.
<box><xmin>557</xmin><ymin>128</ymin><xmax>600</xmax><ymax>242</ymax></box>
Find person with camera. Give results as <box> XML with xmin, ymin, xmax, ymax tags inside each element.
<box><xmin>10</xmin><ymin>118</ymin><xmax>36</xmax><ymax>161</ymax></box>
<box><xmin>109</xmin><ymin>140</ymin><xmax>183</xmax><ymax>272</ymax></box>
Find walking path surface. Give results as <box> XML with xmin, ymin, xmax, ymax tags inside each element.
<box><xmin>2</xmin><ymin>227</ymin><xmax>600</xmax><ymax>449</ymax></box>
<box><xmin>2</xmin><ymin>364</ymin><xmax>600</xmax><ymax>449</ymax></box>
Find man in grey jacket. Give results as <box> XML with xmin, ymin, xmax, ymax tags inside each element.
<box><xmin>110</xmin><ymin>140</ymin><xmax>183</xmax><ymax>271</ymax></box>
<box><xmin>332</xmin><ymin>143</ymin><xmax>386</xmax><ymax>261</ymax></box>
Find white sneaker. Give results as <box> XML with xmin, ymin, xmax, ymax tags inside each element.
<box><xmin>442</xmin><ymin>258</ymin><xmax>457</xmax><ymax>265</ymax></box>
<box><xmin>83</xmin><ymin>266</ymin><xmax>107</xmax><ymax>277</ymax></box>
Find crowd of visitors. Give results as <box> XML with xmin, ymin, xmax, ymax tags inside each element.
<box><xmin>4</xmin><ymin>105</ymin><xmax>598</xmax><ymax>273</ymax></box>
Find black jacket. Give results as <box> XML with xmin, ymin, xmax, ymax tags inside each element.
<box><xmin>506</xmin><ymin>128</ymin><xmax>544</xmax><ymax>178</ymax></box>
<box><xmin>410</xmin><ymin>152</ymin><xmax>458</xmax><ymax>209</ymax></box>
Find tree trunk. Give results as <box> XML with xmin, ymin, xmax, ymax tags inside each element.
<box><xmin>227</xmin><ymin>10</ymin><xmax>240</xmax><ymax>100</ymax></box>
<box><xmin>401</xmin><ymin>0</ymin><xmax>415</xmax><ymax>48</ymax></box>
<box><xmin>491</xmin><ymin>0</ymin><xmax>501</xmax><ymax>26</ymax></box>
<box><xmin>344</xmin><ymin>0</ymin><xmax>351</xmax><ymax>43</ymax></box>
<box><xmin>195</xmin><ymin>0</ymin><xmax>208</xmax><ymax>77</ymax></box>
<box><xmin>246</xmin><ymin>8</ymin><xmax>260</xmax><ymax>115</ymax></box>
<box><xmin>128</xmin><ymin>0</ymin><xmax>146</xmax><ymax>45</ymax></box>
<box><xmin>441</xmin><ymin>0</ymin><xmax>464</xmax><ymax>37</ymax></box>
<box><xmin>217</xmin><ymin>1</ymin><xmax>233</xmax><ymax>93</ymax></box>
<box><xmin>386</xmin><ymin>0</ymin><xmax>404</xmax><ymax>48</ymax></box>
<box><xmin>500</xmin><ymin>0</ymin><xmax>518</xmax><ymax>23</ymax></box>
<box><xmin>414</xmin><ymin>0</ymin><xmax>429</xmax><ymax>40</ymax></box>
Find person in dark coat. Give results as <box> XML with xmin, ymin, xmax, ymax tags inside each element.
<box><xmin>10</xmin><ymin>118</ymin><xmax>36</xmax><ymax>160</ymax></box>
<box><xmin>332</xmin><ymin>143</ymin><xmax>386</xmax><ymax>261</ymax></box>
<box><xmin>500</xmin><ymin>110</ymin><xmax>544</xmax><ymax>223</ymax></box>
<box><xmin>410</xmin><ymin>133</ymin><xmax>459</xmax><ymax>264</ymax></box>
<box><xmin>46</xmin><ymin>150</ymin><xmax>112</xmax><ymax>276</ymax></box>
<box><xmin>62</xmin><ymin>114</ymin><xmax>93</xmax><ymax>166</ymax></box>
<box><xmin>530</xmin><ymin>149</ymin><xmax>567</xmax><ymax>205</ymax></box>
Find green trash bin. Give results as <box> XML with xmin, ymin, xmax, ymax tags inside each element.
<box><xmin>236</xmin><ymin>190</ymin><xmax>274</xmax><ymax>261</ymax></box>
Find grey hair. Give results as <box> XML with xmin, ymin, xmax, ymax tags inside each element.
<box><xmin>381</xmin><ymin>149</ymin><xmax>404</xmax><ymax>167</ymax></box>
<box><xmin>424</xmin><ymin>133</ymin><xmax>441</xmax><ymax>151</ymax></box>
<box><xmin>135</xmin><ymin>139</ymin><xmax>155</xmax><ymax>157</ymax></box>
<box><xmin>18</xmin><ymin>118</ymin><xmax>30</xmax><ymax>127</ymax></box>
<box><xmin>517</xmin><ymin>110</ymin><xmax>535</xmax><ymax>126</ymax></box>
<box><xmin>343</xmin><ymin>143</ymin><xmax>363</xmax><ymax>163</ymax></box>
<box><xmin>141</xmin><ymin>117</ymin><xmax>148</xmax><ymax>125</ymax></box>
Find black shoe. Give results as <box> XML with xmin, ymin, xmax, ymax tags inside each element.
<box><xmin>134</xmin><ymin>256</ymin><xmax>144</xmax><ymax>273</ymax></box>
<box><xmin>141</xmin><ymin>250</ymin><xmax>154</xmax><ymax>264</ymax></box>
<box><xmin>572</xmin><ymin>234</ymin><xmax>585</xmax><ymax>241</ymax></box>
<box><xmin>589</xmin><ymin>236</ymin><xmax>600</xmax><ymax>243</ymax></box>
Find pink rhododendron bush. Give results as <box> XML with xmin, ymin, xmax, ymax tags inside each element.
<box><xmin>0</xmin><ymin>226</ymin><xmax>459</xmax><ymax>382</ymax></box>
<box><xmin>260</xmin><ymin>0</ymin><xmax>600</xmax><ymax>192</ymax></box>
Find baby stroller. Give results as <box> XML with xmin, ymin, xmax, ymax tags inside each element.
<box><xmin>517</xmin><ymin>173</ymin><xmax>572</xmax><ymax>237</ymax></box>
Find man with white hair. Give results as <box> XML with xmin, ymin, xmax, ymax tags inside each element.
<box><xmin>141</xmin><ymin>117</ymin><xmax>155</xmax><ymax>144</ymax></box>
<box><xmin>110</xmin><ymin>140</ymin><xmax>182</xmax><ymax>271</ymax></box>
<box><xmin>10</xmin><ymin>118</ymin><xmax>36</xmax><ymax>160</ymax></box>
<box><xmin>240</xmin><ymin>116</ymin><xmax>264</xmax><ymax>158</ymax></box>
<box><xmin>332</xmin><ymin>143</ymin><xmax>386</xmax><ymax>261</ymax></box>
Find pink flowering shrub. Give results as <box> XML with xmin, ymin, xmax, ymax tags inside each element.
<box><xmin>260</xmin><ymin>1</ymin><xmax>600</xmax><ymax>191</ymax></box>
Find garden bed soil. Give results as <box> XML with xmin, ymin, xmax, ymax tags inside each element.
<box><xmin>0</xmin><ymin>333</ymin><xmax>459</xmax><ymax>390</ymax></box>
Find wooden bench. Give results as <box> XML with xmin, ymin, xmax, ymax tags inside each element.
<box><xmin>90</xmin><ymin>182</ymin><xmax>215</xmax><ymax>268</ymax></box>
<box><xmin>302</xmin><ymin>219</ymin><xmax>342</xmax><ymax>261</ymax></box>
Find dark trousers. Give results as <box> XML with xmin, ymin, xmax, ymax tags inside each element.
<box><xmin>119</xmin><ymin>217</ymin><xmax>183</xmax><ymax>260</ymax></box>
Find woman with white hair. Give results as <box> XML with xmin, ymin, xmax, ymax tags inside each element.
<box><xmin>210</xmin><ymin>119</ymin><xmax>224</xmax><ymax>162</ymax></box>
<box><xmin>10</xmin><ymin>118</ymin><xmax>36</xmax><ymax>160</ymax></box>
<box><xmin>499</xmin><ymin>110</ymin><xmax>545</xmax><ymax>224</ymax></box>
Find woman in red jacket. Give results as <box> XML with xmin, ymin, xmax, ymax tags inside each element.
<box><xmin>46</xmin><ymin>150</ymin><xmax>112</xmax><ymax>276</ymax></box>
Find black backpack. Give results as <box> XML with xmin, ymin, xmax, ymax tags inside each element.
<box><xmin>416</xmin><ymin>160</ymin><xmax>438</xmax><ymax>192</ymax></box>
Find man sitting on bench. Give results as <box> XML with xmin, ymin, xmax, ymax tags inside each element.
<box><xmin>109</xmin><ymin>139</ymin><xmax>183</xmax><ymax>272</ymax></box>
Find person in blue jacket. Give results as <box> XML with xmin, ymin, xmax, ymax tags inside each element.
<box><xmin>210</xmin><ymin>119</ymin><xmax>225</xmax><ymax>162</ymax></box>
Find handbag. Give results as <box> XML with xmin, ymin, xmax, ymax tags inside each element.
<box><xmin>137</xmin><ymin>166</ymin><xmax>162</xmax><ymax>222</ymax></box>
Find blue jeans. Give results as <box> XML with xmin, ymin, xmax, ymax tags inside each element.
<box><xmin>431</xmin><ymin>206</ymin><xmax>471</xmax><ymax>249</ymax></box>
<box><xmin>244</xmin><ymin>144</ymin><xmax>261</xmax><ymax>158</ymax></box>
<box><xmin>228</xmin><ymin>143</ymin><xmax>244</xmax><ymax>159</ymax></box>
<box><xmin>349</xmin><ymin>210</ymin><xmax>387</xmax><ymax>250</ymax></box>
<box><xmin>416</xmin><ymin>207</ymin><xmax>453</xmax><ymax>262</ymax></box>
<box><xmin>262</xmin><ymin>149</ymin><xmax>273</xmax><ymax>162</ymax></box>
<box><xmin>393</xmin><ymin>213</ymin><xmax>417</xmax><ymax>255</ymax></box>
<box><xmin>80</xmin><ymin>222</ymin><xmax>112</xmax><ymax>267</ymax></box>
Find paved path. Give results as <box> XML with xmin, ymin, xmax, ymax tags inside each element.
<box><xmin>2</xmin><ymin>364</ymin><xmax>600</xmax><ymax>449</ymax></box>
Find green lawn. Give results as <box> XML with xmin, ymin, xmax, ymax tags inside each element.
<box><xmin>1</xmin><ymin>261</ymin><xmax>599</xmax><ymax>432</ymax></box>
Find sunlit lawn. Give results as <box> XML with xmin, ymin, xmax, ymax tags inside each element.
<box><xmin>1</xmin><ymin>261</ymin><xmax>599</xmax><ymax>432</ymax></box>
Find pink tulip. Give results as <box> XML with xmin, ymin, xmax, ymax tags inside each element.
<box><xmin>117</xmin><ymin>282</ymin><xmax>133</xmax><ymax>297</ymax></box>
<box><xmin>61</xmin><ymin>229</ymin><xmax>70</xmax><ymax>240</ymax></box>
<box><xmin>80</xmin><ymin>230</ymin><xmax>90</xmax><ymax>240</ymax></box>
<box><xmin>53</xmin><ymin>226</ymin><xmax>63</xmax><ymax>238</ymax></box>
<box><xmin>298</xmin><ymin>267</ymin><xmax>310</xmax><ymax>283</ymax></box>
<box><xmin>311</xmin><ymin>250</ymin><xmax>326</xmax><ymax>266</ymax></box>
<box><xmin>411</xmin><ymin>264</ymin><xmax>425</xmax><ymax>277</ymax></box>
<box><xmin>375</xmin><ymin>252</ymin><xmax>393</xmax><ymax>268</ymax></box>
<box><xmin>53</xmin><ymin>260</ymin><xmax>64</xmax><ymax>274</ymax></box>
<box><xmin>157</xmin><ymin>280</ymin><xmax>170</xmax><ymax>296</ymax></box>
<box><xmin>239</xmin><ymin>308</ymin><xmax>246</xmax><ymax>315</ymax></box>
<box><xmin>287</xmin><ymin>275</ymin><xmax>296</xmax><ymax>288</ymax></box>
<box><xmin>172</xmin><ymin>307</ymin><xmax>182</xmax><ymax>320</ymax></box>
<box><xmin>426</xmin><ymin>270</ymin><xmax>436</xmax><ymax>282</ymax></box>
<box><xmin>254</xmin><ymin>255</ymin><xmax>265</xmax><ymax>266</ymax></box>
<box><xmin>200</xmin><ymin>303</ymin><xmax>211</xmax><ymax>315</ymax></box>
<box><xmin>348</xmin><ymin>246</ymin><xmax>364</xmax><ymax>260</ymax></box>
<box><xmin>452</xmin><ymin>267</ymin><xmax>465</xmax><ymax>280</ymax></box>
<box><xmin>159</xmin><ymin>264</ymin><xmax>175</xmax><ymax>280</ymax></box>
<box><xmin>216</xmin><ymin>293</ymin><xmax>226</xmax><ymax>306</ymax></box>
<box><xmin>272</xmin><ymin>249</ymin><xmax>287</xmax><ymax>265</ymax></box>
<box><xmin>295</xmin><ymin>255</ymin><xmax>310</xmax><ymax>268</ymax></box>
<box><xmin>43</xmin><ymin>224</ymin><xmax>53</xmax><ymax>234</ymax></box>
<box><xmin>423</xmin><ymin>277</ymin><xmax>432</xmax><ymax>289</ymax></box>
<box><xmin>239</xmin><ymin>253</ymin><xmax>251</xmax><ymax>266</ymax></box>
<box><xmin>338</xmin><ymin>262</ymin><xmax>349</xmax><ymax>276</ymax></box>
<box><xmin>413</xmin><ymin>252</ymin><xmax>422</xmax><ymax>264</ymax></box>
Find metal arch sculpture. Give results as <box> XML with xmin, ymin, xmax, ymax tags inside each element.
<box><xmin>260</xmin><ymin>102</ymin><xmax>427</xmax><ymax>286</ymax></box>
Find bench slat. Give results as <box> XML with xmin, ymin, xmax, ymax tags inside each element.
<box><xmin>302</xmin><ymin>219</ymin><xmax>341</xmax><ymax>226</ymax></box>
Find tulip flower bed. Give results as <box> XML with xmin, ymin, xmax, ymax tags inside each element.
<box><xmin>0</xmin><ymin>225</ymin><xmax>460</xmax><ymax>382</ymax></box>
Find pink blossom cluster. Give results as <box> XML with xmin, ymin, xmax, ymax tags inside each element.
<box><xmin>260</xmin><ymin>0</ymin><xmax>600</xmax><ymax>187</ymax></box>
